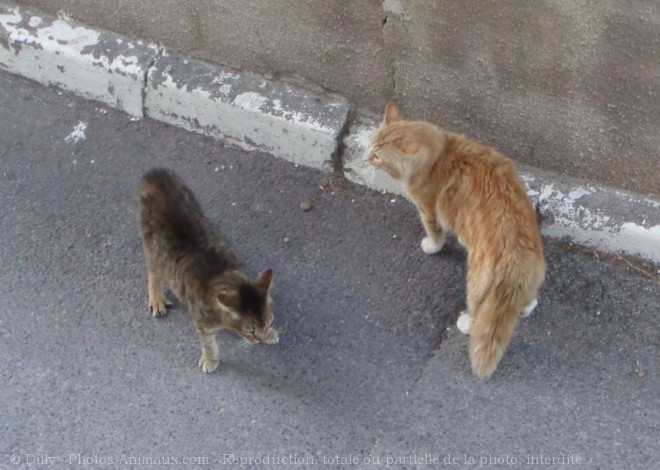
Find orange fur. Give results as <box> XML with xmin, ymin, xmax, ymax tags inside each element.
<box><xmin>368</xmin><ymin>103</ymin><xmax>545</xmax><ymax>378</ymax></box>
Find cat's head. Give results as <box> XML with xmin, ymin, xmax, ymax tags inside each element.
<box><xmin>366</xmin><ymin>102</ymin><xmax>445</xmax><ymax>182</ymax></box>
<box><xmin>216</xmin><ymin>269</ymin><xmax>279</xmax><ymax>344</ymax></box>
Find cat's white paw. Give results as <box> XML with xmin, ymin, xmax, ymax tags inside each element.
<box><xmin>421</xmin><ymin>236</ymin><xmax>444</xmax><ymax>254</ymax></box>
<box><xmin>456</xmin><ymin>312</ymin><xmax>472</xmax><ymax>335</ymax></box>
<box><xmin>520</xmin><ymin>298</ymin><xmax>538</xmax><ymax>318</ymax></box>
<box><xmin>262</xmin><ymin>328</ymin><xmax>279</xmax><ymax>344</ymax></box>
<box><xmin>198</xmin><ymin>355</ymin><xmax>220</xmax><ymax>373</ymax></box>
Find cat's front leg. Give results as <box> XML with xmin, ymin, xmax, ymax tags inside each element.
<box><xmin>195</xmin><ymin>326</ymin><xmax>221</xmax><ymax>373</ymax></box>
<box><xmin>147</xmin><ymin>270</ymin><xmax>172</xmax><ymax>317</ymax></box>
<box><xmin>419</xmin><ymin>211</ymin><xmax>446</xmax><ymax>254</ymax></box>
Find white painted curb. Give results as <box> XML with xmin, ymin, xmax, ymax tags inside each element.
<box><xmin>0</xmin><ymin>5</ymin><xmax>157</xmax><ymax>117</ymax></box>
<box><xmin>145</xmin><ymin>51</ymin><xmax>348</xmax><ymax>170</ymax></box>
<box><xmin>2</xmin><ymin>2</ymin><xmax>658</xmax><ymax>264</ymax></box>
<box><xmin>522</xmin><ymin>171</ymin><xmax>660</xmax><ymax>263</ymax></box>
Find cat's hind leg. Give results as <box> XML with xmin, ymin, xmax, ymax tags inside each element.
<box><xmin>195</xmin><ymin>325</ymin><xmax>220</xmax><ymax>373</ymax></box>
<box><xmin>456</xmin><ymin>311</ymin><xmax>472</xmax><ymax>335</ymax></box>
<box><xmin>147</xmin><ymin>268</ymin><xmax>172</xmax><ymax>317</ymax></box>
<box><xmin>458</xmin><ymin>265</ymin><xmax>487</xmax><ymax>335</ymax></box>
<box><xmin>520</xmin><ymin>298</ymin><xmax>538</xmax><ymax>318</ymax></box>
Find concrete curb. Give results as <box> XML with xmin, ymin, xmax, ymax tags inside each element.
<box><xmin>0</xmin><ymin>4</ymin><xmax>157</xmax><ymax>117</ymax></box>
<box><xmin>145</xmin><ymin>51</ymin><xmax>348</xmax><ymax>170</ymax></box>
<box><xmin>2</xmin><ymin>3</ymin><xmax>659</xmax><ymax>264</ymax></box>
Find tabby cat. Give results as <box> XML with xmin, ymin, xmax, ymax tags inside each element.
<box><xmin>136</xmin><ymin>168</ymin><xmax>278</xmax><ymax>373</ymax></box>
<box><xmin>367</xmin><ymin>103</ymin><xmax>545</xmax><ymax>378</ymax></box>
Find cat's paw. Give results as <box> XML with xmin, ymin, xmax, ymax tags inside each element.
<box><xmin>198</xmin><ymin>355</ymin><xmax>220</xmax><ymax>373</ymax></box>
<box><xmin>149</xmin><ymin>297</ymin><xmax>172</xmax><ymax>317</ymax></box>
<box><xmin>262</xmin><ymin>328</ymin><xmax>279</xmax><ymax>345</ymax></box>
<box><xmin>421</xmin><ymin>236</ymin><xmax>444</xmax><ymax>254</ymax></box>
<box><xmin>456</xmin><ymin>311</ymin><xmax>472</xmax><ymax>335</ymax></box>
<box><xmin>520</xmin><ymin>298</ymin><xmax>538</xmax><ymax>318</ymax></box>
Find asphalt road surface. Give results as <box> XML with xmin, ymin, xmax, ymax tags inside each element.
<box><xmin>1</xmin><ymin>71</ymin><xmax>659</xmax><ymax>469</ymax></box>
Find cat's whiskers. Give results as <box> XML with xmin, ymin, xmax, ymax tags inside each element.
<box><xmin>233</xmin><ymin>340</ymin><xmax>253</xmax><ymax>350</ymax></box>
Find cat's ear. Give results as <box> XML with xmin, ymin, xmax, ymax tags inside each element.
<box><xmin>384</xmin><ymin>102</ymin><xmax>402</xmax><ymax>125</ymax></box>
<box><xmin>256</xmin><ymin>268</ymin><xmax>274</xmax><ymax>292</ymax></box>
<box><xmin>217</xmin><ymin>289</ymin><xmax>239</xmax><ymax>309</ymax></box>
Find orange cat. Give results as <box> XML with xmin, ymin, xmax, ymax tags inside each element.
<box><xmin>367</xmin><ymin>103</ymin><xmax>545</xmax><ymax>378</ymax></box>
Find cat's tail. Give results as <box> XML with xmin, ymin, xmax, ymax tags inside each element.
<box><xmin>468</xmin><ymin>259</ymin><xmax>544</xmax><ymax>378</ymax></box>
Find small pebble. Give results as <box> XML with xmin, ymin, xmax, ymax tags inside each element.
<box><xmin>283</xmin><ymin>237</ymin><xmax>290</xmax><ymax>243</ymax></box>
<box><xmin>300</xmin><ymin>201</ymin><xmax>312</xmax><ymax>211</ymax></box>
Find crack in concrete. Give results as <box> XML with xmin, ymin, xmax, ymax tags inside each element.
<box><xmin>381</xmin><ymin>1</ymin><xmax>397</xmax><ymax>102</ymax></box>
<box><xmin>141</xmin><ymin>44</ymin><xmax>164</xmax><ymax>118</ymax></box>
<box><xmin>331</xmin><ymin>108</ymin><xmax>356</xmax><ymax>174</ymax></box>
<box><xmin>323</xmin><ymin>1</ymin><xmax>399</xmax><ymax>183</ymax></box>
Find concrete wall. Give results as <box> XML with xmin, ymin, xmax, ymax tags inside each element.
<box><xmin>12</xmin><ymin>0</ymin><xmax>659</xmax><ymax>197</ymax></box>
